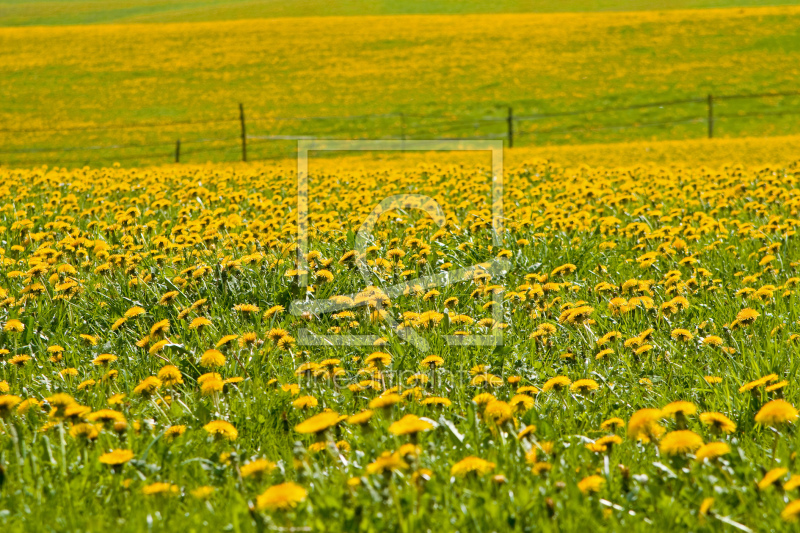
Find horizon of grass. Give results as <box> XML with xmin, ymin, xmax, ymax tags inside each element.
<box><xmin>0</xmin><ymin>0</ymin><xmax>799</xmax><ymax>27</ymax></box>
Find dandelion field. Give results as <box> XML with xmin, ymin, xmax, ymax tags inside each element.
<box><xmin>2</xmin><ymin>158</ymin><xmax>800</xmax><ymax>531</ymax></box>
<box><xmin>3</xmin><ymin>0</ymin><xmax>798</xmax><ymax>26</ymax></box>
<box><xmin>5</xmin><ymin>0</ymin><xmax>800</xmax><ymax>531</ymax></box>
<box><xmin>4</xmin><ymin>6</ymin><xmax>800</xmax><ymax>167</ymax></box>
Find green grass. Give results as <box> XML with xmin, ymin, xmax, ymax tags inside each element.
<box><xmin>0</xmin><ymin>0</ymin><xmax>798</xmax><ymax>26</ymax></box>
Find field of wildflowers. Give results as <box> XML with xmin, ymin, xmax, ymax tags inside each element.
<box><xmin>289</xmin><ymin>134</ymin><xmax>800</xmax><ymax>171</ymax></box>
<box><xmin>3</xmin><ymin>6</ymin><xmax>800</xmax><ymax>166</ymax></box>
<box><xmin>2</xmin><ymin>159</ymin><xmax>800</xmax><ymax>531</ymax></box>
<box><xmin>3</xmin><ymin>0</ymin><xmax>797</xmax><ymax>25</ymax></box>
<box><xmin>4</xmin><ymin>0</ymin><xmax>800</xmax><ymax>530</ymax></box>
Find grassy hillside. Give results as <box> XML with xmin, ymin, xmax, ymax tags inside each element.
<box><xmin>2</xmin><ymin>7</ymin><xmax>800</xmax><ymax>167</ymax></box>
<box><xmin>1</xmin><ymin>0</ymin><xmax>799</xmax><ymax>26</ymax></box>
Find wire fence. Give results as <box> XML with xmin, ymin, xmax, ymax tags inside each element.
<box><xmin>2</xmin><ymin>89</ymin><xmax>800</xmax><ymax>167</ymax></box>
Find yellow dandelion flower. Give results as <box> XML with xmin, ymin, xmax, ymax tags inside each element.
<box><xmin>472</xmin><ymin>392</ymin><xmax>496</xmax><ymax>407</ymax></box>
<box><xmin>369</xmin><ymin>394</ymin><xmax>403</xmax><ymax>409</ymax></box>
<box><xmin>570</xmin><ymin>379</ymin><xmax>599</xmax><ymax>394</ymax></box>
<box><xmin>702</xmin><ymin>335</ymin><xmax>724</xmax><ymax>347</ymax></box>
<box><xmin>509</xmin><ymin>394</ymin><xmax>535</xmax><ymax>413</ymax></box>
<box><xmin>3</xmin><ymin>319</ymin><xmax>24</xmax><ymax>333</ymax></box>
<box><xmin>133</xmin><ymin>376</ymin><xmax>161</xmax><ymax>396</ymax></box>
<box><xmin>388</xmin><ymin>414</ymin><xmax>433</xmax><ymax>436</ymax></box>
<box><xmin>148</xmin><ymin>339</ymin><xmax>170</xmax><ymax>355</ymax></box>
<box><xmin>191</xmin><ymin>486</ymin><xmax>215</xmax><ymax>500</ymax></box>
<box><xmin>200</xmin><ymin>349</ymin><xmax>226</xmax><ymax>368</ymax></box>
<box><xmin>263</xmin><ymin>305</ymin><xmax>286</xmax><ymax>319</ymax></box>
<box><xmin>532</xmin><ymin>462</ymin><xmax>552</xmax><ymax>475</ymax></box>
<box><xmin>157</xmin><ymin>365</ymin><xmax>183</xmax><ymax>386</ymax></box>
<box><xmin>189</xmin><ymin>317</ymin><xmax>212</xmax><ymax>330</ymax></box>
<box><xmin>201</xmin><ymin>377</ymin><xmax>224</xmax><ymax>396</ymax></box>
<box><xmin>755</xmin><ymin>399</ymin><xmax>799</xmax><ymax>427</ymax></box>
<box><xmin>295</xmin><ymin>411</ymin><xmax>339</xmax><ymax>435</ymax></box>
<box><xmin>239</xmin><ymin>332</ymin><xmax>258</xmax><ymax>348</ymax></box>
<box><xmin>99</xmin><ymin>449</ymin><xmax>134</xmax><ymax>466</ymax></box>
<box><xmin>483</xmin><ymin>400</ymin><xmax>513</xmax><ymax>425</ymax></box>
<box><xmin>699</xmin><ymin>412</ymin><xmax>737</xmax><ymax>433</ymax></box>
<box><xmin>766</xmin><ymin>380</ymin><xmax>789</xmax><ymax>393</ymax></box>
<box><xmin>662</xmin><ymin>401</ymin><xmax>697</xmax><ymax>418</ymax></box>
<box><xmin>8</xmin><ymin>354</ymin><xmax>31</xmax><ymax>367</ymax></box>
<box><xmin>216</xmin><ymin>334</ymin><xmax>239</xmax><ymax>348</ymax></box>
<box><xmin>420</xmin><ymin>355</ymin><xmax>444</xmax><ymax>369</ymax></box>
<box><xmin>241</xmin><ymin>458</ymin><xmax>276</xmax><ymax>478</ymax></box>
<box><xmin>600</xmin><ymin>417</ymin><xmax>625</xmax><ymax>431</ymax></box>
<box><xmin>450</xmin><ymin>456</ymin><xmax>495</xmax><ymax>477</ymax></box>
<box><xmin>365</xmin><ymin>351</ymin><xmax>392</xmax><ymax>368</ymax></box>
<box><xmin>782</xmin><ymin>500</ymin><xmax>800</xmax><ymax>522</ymax></box>
<box><xmin>517</xmin><ymin>425</ymin><xmax>536</xmax><ymax>440</ymax></box>
<box><xmin>142</xmin><ymin>483</ymin><xmax>179</xmax><ymax>496</ymax></box>
<box><xmin>735</xmin><ymin>307</ymin><xmax>760</xmax><ymax>326</ymax></box>
<box><xmin>292</xmin><ymin>395</ymin><xmax>318</xmax><ymax>410</ymax></box>
<box><xmin>421</xmin><ymin>397</ymin><xmax>452</xmax><ymax>408</ymax></box>
<box><xmin>577</xmin><ymin>475</ymin><xmax>605</xmax><ymax>495</ymax></box>
<box><xmin>92</xmin><ymin>353</ymin><xmax>117</xmax><ymax>366</ymax></box>
<box><xmin>0</xmin><ymin>395</ymin><xmax>22</xmax><ymax>417</ymax></box>
<box><xmin>347</xmin><ymin>410</ymin><xmax>374</xmax><ymax>425</ymax></box>
<box><xmin>87</xmin><ymin>409</ymin><xmax>125</xmax><ymax>425</ymax></box>
<box><xmin>739</xmin><ymin>374</ymin><xmax>778</xmax><ymax>393</ymax></box>
<box><xmin>627</xmin><ymin>409</ymin><xmax>664</xmax><ymax>442</ymax></box>
<box><xmin>759</xmin><ymin>468</ymin><xmax>789</xmax><ymax>490</ymax></box>
<box><xmin>79</xmin><ymin>334</ymin><xmax>98</xmax><ymax>346</ymax></box>
<box><xmin>660</xmin><ymin>430</ymin><xmax>703</xmax><ymax>455</ymax></box>
<box><xmin>203</xmin><ymin>420</ymin><xmax>238</xmax><ymax>441</ymax></box>
<box><xmin>124</xmin><ymin>306</ymin><xmax>146</xmax><ymax>318</ymax></box>
<box><xmin>695</xmin><ymin>442</ymin><xmax>730</xmax><ymax>463</ymax></box>
<box><xmin>542</xmin><ymin>376</ymin><xmax>571</xmax><ymax>392</ymax></box>
<box><xmin>785</xmin><ymin>475</ymin><xmax>800</xmax><ymax>491</ymax></box>
<box><xmin>670</xmin><ymin>328</ymin><xmax>693</xmax><ymax>341</ymax></box>
<box><xmin>150</xmin><ymin>319</ymin><xmax>170</xmax><ymax>336</ymax></box>
<box><xmin>256</xmin><ymin>482</ymin><xmax>308</xmax><ymax>511</ymax></box>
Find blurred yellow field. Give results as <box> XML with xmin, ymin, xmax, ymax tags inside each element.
<box><xmin>264</xmin><ymin>134</ymin><xmax>800</xmax><ymax>171</ymax></box>
<box><xmin>2</xmin><ymin>6</ymin><xmax>800</xmax><ymax>166</ymax></box>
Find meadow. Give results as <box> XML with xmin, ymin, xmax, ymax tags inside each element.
<box><xmin>1</xmin><ymin>0</ymin><xmax>798</xmax><ymax>26</ymax></box>
<box><xmin>2</xmin><ymin>157</ymin><xmax>800</xmax><ymax>531</ymax></box>
<box><xmin>4</xmin><ymin>1</ymin><xmax>800</xmax><ymax>531</ymax></box>
<box><xmin>2</xmin><ymin>6</ymin><xmax>800</xmax><ymax>167</ymax></box>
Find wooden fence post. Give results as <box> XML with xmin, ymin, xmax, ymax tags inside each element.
<box><xmin>175</xmin><ymin>139</ymin><xmax>180</xmax><ymax>163</ymax></box>
<box><xmin>239</xmin><ymin>103</ymin><xmax>247</xmax><ymax>162</ymax></box>
<box><xmin>707</xmin><ymin>94</ymin><xmax>714</xmax><ymax>139</ymax></box>
<box><xmin>507</xmin><ymin>107</ymin><xmax>514</xmax><ymax>148</ymax></box>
